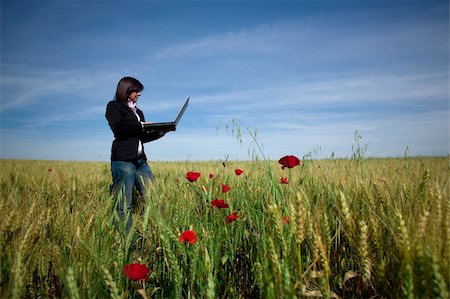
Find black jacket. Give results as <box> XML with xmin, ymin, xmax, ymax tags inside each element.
<box><xmin>105</xmin><ymin>100</ymin><xmax>161</xmax><ymax>161</ymax></box>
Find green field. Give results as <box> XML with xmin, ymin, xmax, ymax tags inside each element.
<box><xmin>1</xmin><ymin>157</ymin><xmax>449</xmax><ymax>298</ymax></box>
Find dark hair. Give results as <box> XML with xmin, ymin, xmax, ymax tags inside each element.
<box><xmin>114</xmin><ymin>77</ymin><xmax>144</xmax><ymax>106</ymax></box>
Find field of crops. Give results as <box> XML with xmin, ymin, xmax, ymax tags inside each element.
<box><xmin>0</xmin><ymin>156</ymin><xmax>449</xmax><ymax>298</ymax></box>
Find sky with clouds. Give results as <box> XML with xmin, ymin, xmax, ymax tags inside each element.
<box><xmin>1</xmin><ymin>0</ymin><xmax>448</xmax><ymax>161</ymax></box>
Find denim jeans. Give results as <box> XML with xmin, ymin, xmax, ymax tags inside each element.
<box><xmin>111</xmin><ymin>158</ymin><xmax>155</xmax><ymax>233</ymax></box>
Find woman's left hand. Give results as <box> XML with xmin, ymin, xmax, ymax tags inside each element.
<box><xmin>158</xmin><ymin>130</ymin><xmax>166</xmax><ymax>137</ymax></box>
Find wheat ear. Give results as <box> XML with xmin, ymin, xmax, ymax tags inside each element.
<box><xmin>65</xmin><ymin>267</ymin><xmax>80</xmax><ymax>299</ymax></box>
<box><xmin>358</xmin><ymin>220</ymin><xmax>372</xmax><ymax>285</ymax></box>
<box><xmin>203</xmin><ymin>246</ymin><xmax>216</xmax><ymax>299</ymax></box>
<box><xmin>395</xmin><ymin>211</ymin><xmax>414</xmax><ymax>299</ymax></box>
<box><xmin>101</xmin><ymin>265</ymin><xmax>121</xmax><ymax>299</ymax></box>
<box><xmin>295</xmin><ymin>192</ymin><xmax>306</xmax><ymax>245</ymax></box>
<box><xmin>267</xmin><ymin>237</ymin><xmax>283</xmax><ymax>298</ymax></box>
<box><xmin>339</xmin><ymin>191</ymin><xmax>354</xmax><ymax>239</ymax></box>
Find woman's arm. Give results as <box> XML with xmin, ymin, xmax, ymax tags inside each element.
<box><xmin>106</xmin><ymin>101</ymin><xmax>143</xmax><ymax>139</ymax></box>
<box><xmin>137</xmin><ymin>108</ymin><xmax>171</xmax><ymax>143</ymax></box>
<box><xmin>141</xmin><ymin>129</ymin><xmax>168</xmax><ymax>143</ymax></box>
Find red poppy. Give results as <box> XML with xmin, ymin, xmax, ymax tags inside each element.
<box><xmin>235</xmin><ymin>168</ymin><xmax>244</xmax><ymax>176</ymax></box>
<box><xmin>283</xmin><ymin>216</ymin><xmax>290</xmax><ymax>224</ymax></box>
<box><xmin>123</xmin><ymin>263</ymin><xmax>150</xmax><ymax>281</ymax></box>
<box><xmin>280</xmin><ymin>177</ymin><xmax>289</xmax><ymax>184</ymax></box>
<box><xmin>179</xmin><ymin>230</ymin><xmax>198</xmax><ymax>244</ymax></box>
<box><xmin>209</xmin><ymin>173</ymin><xmax>214</xmax><ymax>179</ymax></box>
<box><xmin>278</xmin><ymin>155</ymin><xmax>301</xmax><ymax>169</ymax></box>
<box><xmin>185</xmin><ymin>171</ymin><xmax>201</xmax><ymax>182</ymax></box>
<box><xmin>221</xmin><ymin>184</ymin><xmax>231</xmax><ymax>193</ymax></box>
<box><xmin>211</xmin><ymin>199</ymin><xmax>229</xmax><ymax>209</ymax></box>
<box><xmin>226</xmin><ymin>212</ymin><xmax>240</xmax><ymax>224</ymax></box>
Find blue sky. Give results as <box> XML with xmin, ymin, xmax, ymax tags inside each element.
<box><xmin>1</xmin><ymin>0</ymin><xmax>448</xmax><ymax>161</ymax></box>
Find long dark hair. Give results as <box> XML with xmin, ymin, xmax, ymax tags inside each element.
<box><xmin>114</xmin><ymin>77</ymin><xmax>144</xmax><ymax>106</ymax></box>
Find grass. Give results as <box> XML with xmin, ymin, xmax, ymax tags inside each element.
<box><xmin>0</xmin><ymin>156</ymin><xmax>449</xmax><ymax>298</ymax></box>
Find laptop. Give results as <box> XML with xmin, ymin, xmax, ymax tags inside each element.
<box><xmin>143</xmin><ymin>96</ymin><xmax>189</xmax><ymax>131</ymax></box>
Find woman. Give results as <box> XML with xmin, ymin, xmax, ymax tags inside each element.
<box><xmin>105</xmin><ymin>76</ymin><xmax>168</xmax><ymax>233</ymax></box>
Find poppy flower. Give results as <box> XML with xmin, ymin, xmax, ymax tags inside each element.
<box><xmin>221</xmin><ymin>184</ymin><xmax>231</xmax><ymax>193</ymax></box>
<box><xmin>226</xmin><ymin>212</ymin><xmax>240</xmax><ymax>224</ymax></box>
<box><xmin>123</xmin><ymin>263</ymin><xmax>150</xmax><ymax>281</ymax></box>
<box><xmin>179</xmin><ymin>230</ymin><xmax>198</xmax><ymax>244</ymax></box>
<box><xmin>209</xmin><ymin>173</ymin><xmax>214</xmax><ymax>179</ymax></box>
<box><xmin>235</xmin><ymin>168</ymin><xmax>244</xmax><ymax>176</ymax></box>
<box><xmin>280</xmin><ymin>177</ymin><xmax>289</xmax><ymax>184</ymax></box>
<box><xmin>185</xmin><ymin>171</ymin><xmax>201</xmax><ymax>182</ymax></box>
<box><xmin>283</xmin><ymin>216</ymin><xmax>290</xmax><ymax>224</ymax></box>
<box><xmin>278</xmin><ymin>155</ymin><xmax>301</xmax><ymax>169</ymax></box>
<box><xmin>211</xmin><ymin>199</ymin><xmax>229</xmax><ymax>209</ymax></box>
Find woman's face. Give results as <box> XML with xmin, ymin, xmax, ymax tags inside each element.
<box><xmin>129</xmin><ymin>91</ymin><xmax>141</xmax><ymax>103</ymax></box>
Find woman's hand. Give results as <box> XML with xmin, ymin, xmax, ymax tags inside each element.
<box><xmin>158</xmin><ymin>127</ymin><xmax>176</xmax><ymax>137</ymax></box>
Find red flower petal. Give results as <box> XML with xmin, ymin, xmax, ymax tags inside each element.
<box><xmin>280</xmin><ymin>177</ymin><xmax>289</xmax><ymax>184</ymax></box>
<box><xmin>226</xmin><ymin>212</ymin><xmax>240</xmax><ymax>224</ymax></box>
<box><xmin>185</xmin><ymin>171</ymin><xmax>201</xmax><ymax>182</ymax></box>
<box><xmin>123</xmin><ymin>263</ymin><xmax>150</xmax><ymax>281</ymax></box>
<box><xmin>179</xmin><ymin>230</ymin><xmax>198</xmax><ymax>244</ymax></box>
<box><xmin>211</xmin><ymin>199</ymin><xmax>229</xmax><ymax>209</ymax></box>
<box><xmin>221</xmin><ymin>184</ymin><xmax>231</xmax><ymax>193</ymax></box>
<box><xmin>235</xmin><ymin>168</ymin><xmax>244</xmax><ymax>175</ymax></box>
<box><xmin>209</xmin><ymin>173</ymin><xmax>214</xmax><ymax>179</ymax></box>
<box><xmin>278</xmin><ymin>155</ymin><xmax>301</xmax><ymax>169</ymax></box>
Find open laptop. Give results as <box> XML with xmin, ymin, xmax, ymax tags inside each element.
<box><xmin>143</xmin><ymin>96</ymin><xmax>189</xmax><ymax>131</ymax></box>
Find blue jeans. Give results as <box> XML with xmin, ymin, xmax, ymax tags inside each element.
<box><xmin>111</xmin><ymin>158</ymin><xmax>155</xmax><ymax>233</ymax></box>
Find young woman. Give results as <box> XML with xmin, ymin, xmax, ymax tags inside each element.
<box><xmin>105</xmin><ymin>76</ymin><xmax>168</xmax><ymax>233</ymax></box>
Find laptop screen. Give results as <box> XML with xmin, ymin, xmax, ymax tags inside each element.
<box><xmin>175</xmin><ymin>96</ymin><xmax>189</xmax><ymax>125</ymax></box>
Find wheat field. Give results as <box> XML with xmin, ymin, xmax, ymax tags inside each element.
<box><xmin>0</xmin><ymin>156</ymin><xmax>449</xmax><ymax>298</ymax></box>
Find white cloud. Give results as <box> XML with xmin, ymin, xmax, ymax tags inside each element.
<box><xmin>153</xmin><ymin>22</ymin><xmax>283</xmax><ymax>60</ymax></box>
<box><xmin>192</xmin><ymin>70</ymin><xmax>448</xmax><ymax>116</ymax></box>
<box><xmin>0</xmin><ymin>67</ymin><xmax>120</xmax><ymax>112</ymax></box>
